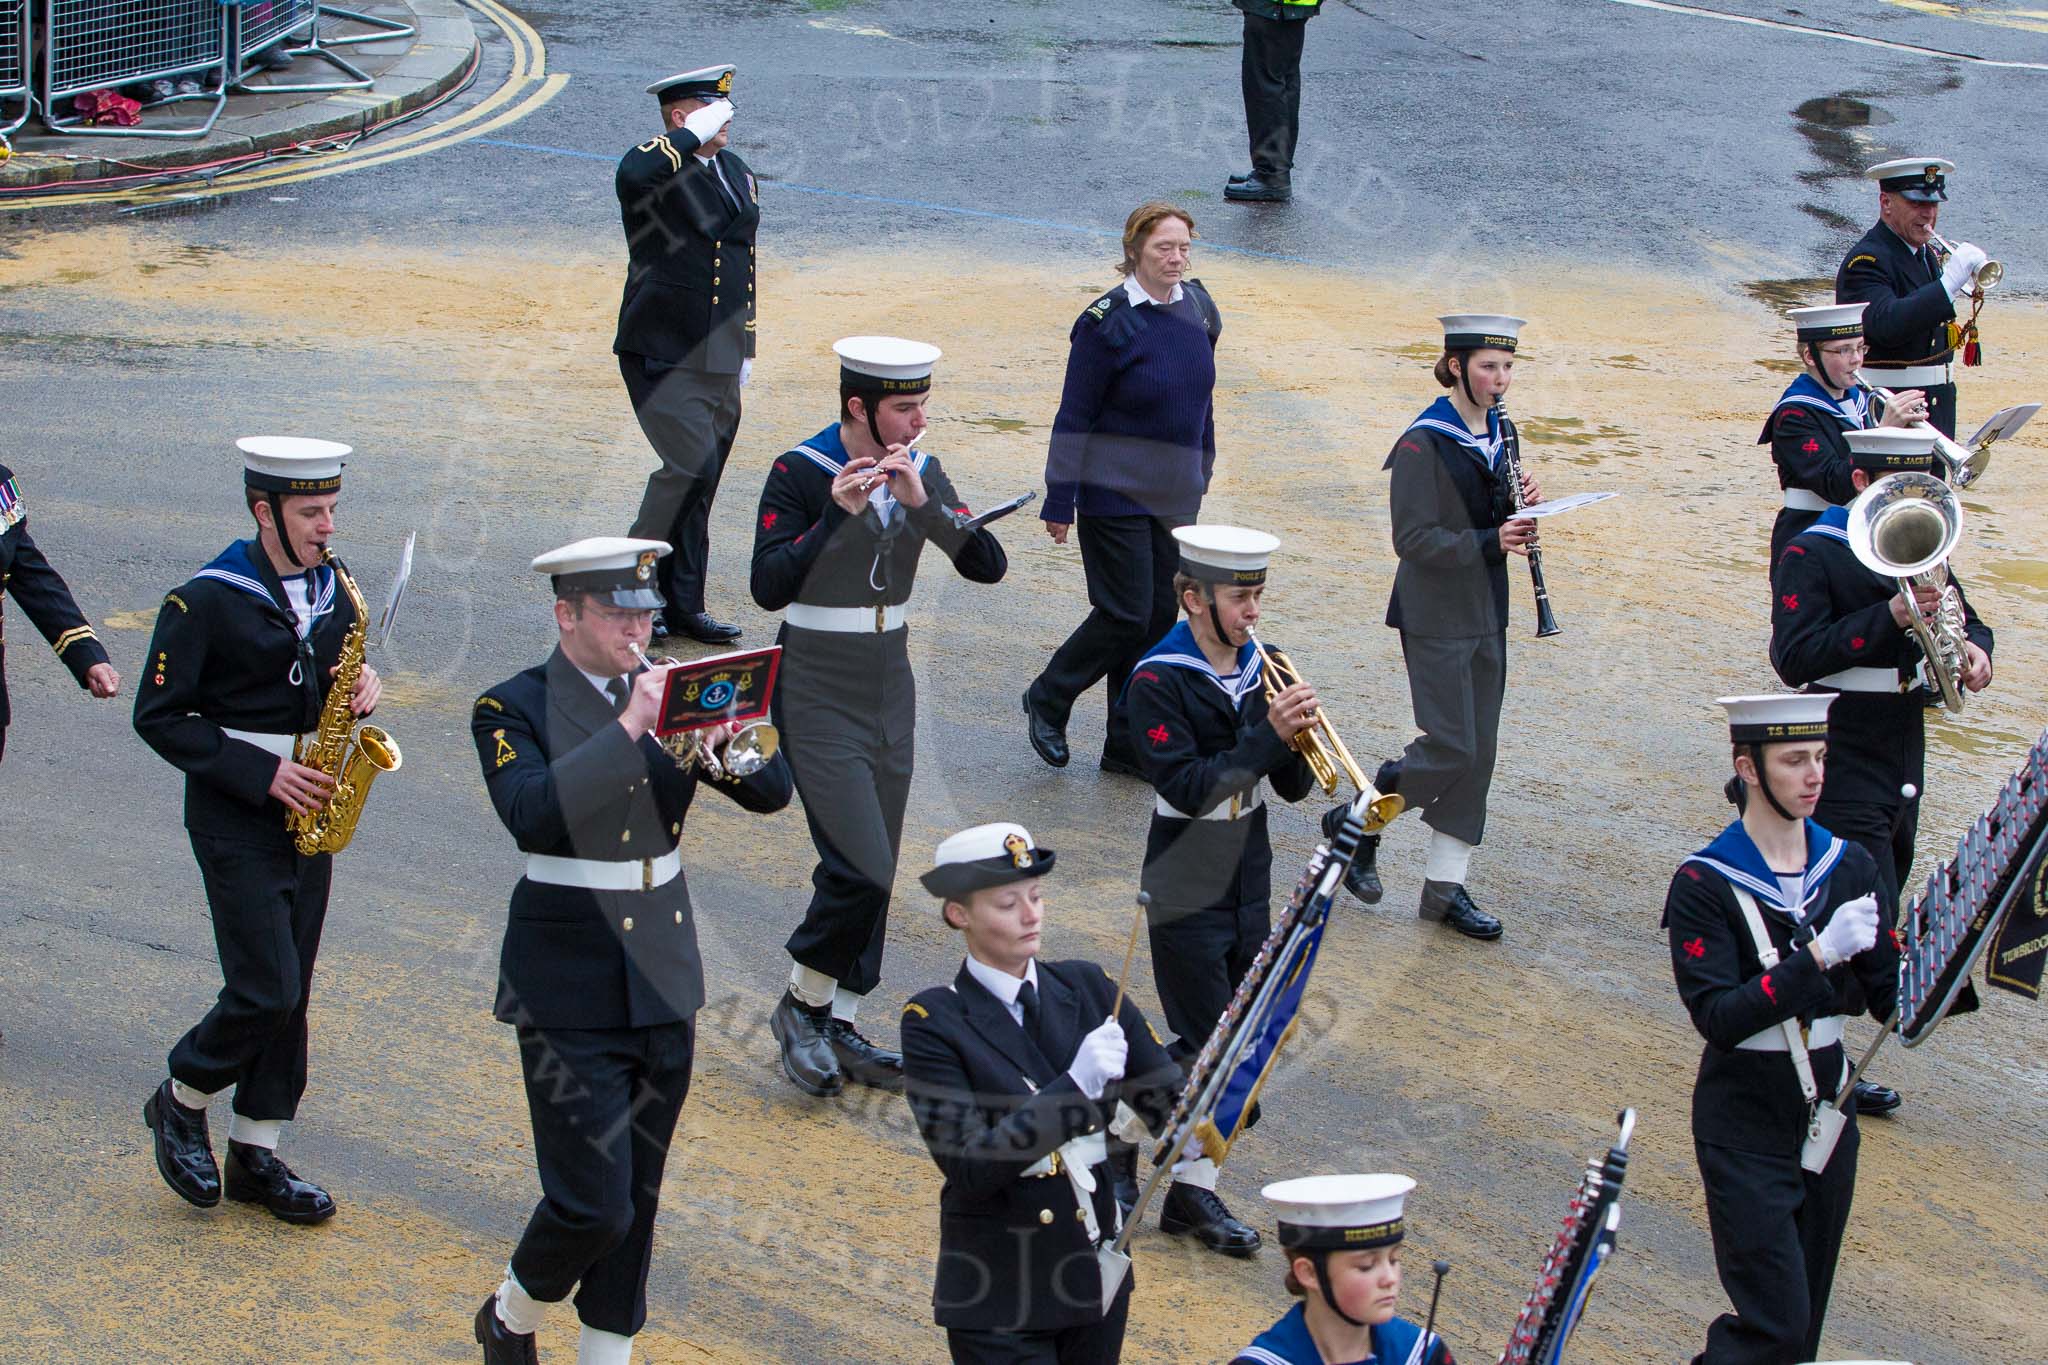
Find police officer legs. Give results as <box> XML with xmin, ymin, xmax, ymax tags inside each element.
<box><xmin>624</xmin><ymin>361</ymin><xmax>742</xmax><ymax>642</ymax></box>
<box><xmin>1228</xmin><ymin>0</ymin><xmax>1320</xmax><ymax>203</ymax></box>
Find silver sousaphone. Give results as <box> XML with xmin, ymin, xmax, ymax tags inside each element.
<box><xmin>1846</xmin><ymin>472</ymin><xmax>1969</xmax><ymax>713</ymax></box>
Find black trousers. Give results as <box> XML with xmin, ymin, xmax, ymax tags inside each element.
<box><xmin>622</xmin><ymin>355</ymin><xmax>743</xmax><ymax>617</ymax></box>
<box><xmin>946</xmin><ymin>1282</ymin><xmax>1131</xmax><ymax>1365</ymax></box>
<box><xmin>1925</xmin><ymin>380</ymin><xmax>1957</xmax><ymax>440</ymax></box>
<box><xmin>1813</xmin><ymin>791</ymin><xmax>1919</xmax><ymax>912</ymax></box>
<box><xmin>1032</xmin><ymin>513</ymin><xmax>1186</xmax><ymax>760</ymax></box>
<box><xmin>776</xmin><ymin>630</ymin><xmax>916</xmax><ymax>997</ymax></box>
<box><xmin>1145</xmin><ymin>895</ymin><xmax>1270</xmax><ymax>1057</ymax></box>
<box><xmin>510</xmin><ymin>1019</ymin><xmax>696</xmax><ymax>1337</ymax></box>
<box><xmin>1380</xmin><ymin>630</ymin><xmax>1506</xmax><ymax>848</ymax></box>
<box><xmin>1693</xmin><ymin>1126</ymin><xmax>1860</xmax><ymax>1365</ymax></box>
<box><xmin>167</xmin><ymin>833</ymin><xmax>332</xmax><ymax>1120</ymax></box>
<box><xmin>1241</xmin><ymin>13</ymin><xmax>1308</xmax><ymax>177</ymax></box>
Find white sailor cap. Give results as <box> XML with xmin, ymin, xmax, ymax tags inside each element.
<box><xmin>1172</xmin><ymin>524</ymin><xmax>1279</xmax><ymax>586</ymax></box>
<box><xmin>1788</xmin><ymin>302</ymin><xmax>1867</xmax><ymax>342</ymax></box>
<box><xmin>1439</xmin><ymin>313</ymin><xmax>1527</xmax><ymax>352</ymax></box>
<box><xmin>1262</xmin><ymin>1173</ymin><xmax>1415</xmax><ymax>1251</ymax></box>
<box><xmin>834</xmin><ymin>336</ymin><xmax>942</xmax><ymax>394</ymax></box>
<box><xmin>238</xmin><ymin>436</ymin><xmax>349</xmax><ymax>494</ymax></box>
<box><xmin>1718</xmin><ymin>694</ymin><xmax>1835</xmax><ymax>746</ymax></box>
<box><xmin>647</xmin><ymin>64</ymin><xmax>734</xmax><ymax>102</ymax></box>
<box><xmin>919</xmin><ymin>822</ymin><xmax>1056</xmax><ymax>899</ymax></box>
<box><xmin>531</xmin><ymin>536</ymin><xmax>671</xmax><ymax>610</ymax></box>
<box><xmin>1845</xmin><ymin>427</ymin><xmax>1940</xmax><ymax>472</ymax></box>
<box><xmin>1866</xmin><ymin>156</ymin><xmax>1952</xmax><ymax>202</ymax></box>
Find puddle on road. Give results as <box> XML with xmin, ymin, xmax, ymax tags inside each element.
<box><xmin>1736</xmin><ymin>276</ymin><xmax>1835</xmax><ymax>312</ymax></box>
<box><xmin>958</xmin><ymin>415</ymin><xmax>1033</xmax><ymax>434</ymax></box>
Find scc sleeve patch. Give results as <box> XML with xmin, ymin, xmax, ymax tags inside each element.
<box><xmin>492</xmin><ymin>729</ymin><xmax>517</xmax><ymax>768</ymax></box>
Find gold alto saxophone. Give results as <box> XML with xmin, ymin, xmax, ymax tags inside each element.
<box><xmin>287</xmin><ymin>550</ymin><xmax>402</xmax><ymax>855</ymax></box>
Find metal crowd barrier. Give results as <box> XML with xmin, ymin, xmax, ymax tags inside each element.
<box><xmin>38</xmin><ymin>0</ymin><xmax>230</xmax><ymax>139</ymax></box>
<box><xmin>232</xmin><ymin>0</ymin><xmax>414</xmax><ymax>95</ymax></box>
<box><xmin>2</xmin><ymin>0</ymin><xmax>31</xmax><ymax>135</ymax></box>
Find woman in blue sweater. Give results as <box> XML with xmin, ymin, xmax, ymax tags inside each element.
<box><xmin>1024</xmin><ymin>201</ymin><xmax>1223</xmax><ymax>776</ymax></box>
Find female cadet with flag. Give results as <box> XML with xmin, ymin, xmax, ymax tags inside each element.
<box><xmin>1664</xmin><ymin>694</ymin><xmax>1900</xmax><ymax>1364</ymax></box>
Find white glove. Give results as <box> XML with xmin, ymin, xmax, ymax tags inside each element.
<box><xmin>739</xmin><ymin>358</ymin><xmax>753</xmax><ymax>389</ymax></box>
<box><xmin>1942</xmin><ymin>241</ymin><xmax>1988</xmax><ymax>297</ymax></box>
<box><xmin>1067</xmin><ymin>1018</ymin><xmax>1127</xmax><ymax>1099</ymax></box>
<box><xmin>1813</xmin><ymin>893</ymin><xmax>1880</xmax><ymax>968</ymax></box>
<box><xmin>682</xmin><ymin>98</ymin><xmax>733</xmax><ymax>146</ymax></box>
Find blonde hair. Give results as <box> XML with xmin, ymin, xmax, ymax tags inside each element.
<box><xmin>1117</xmin><ymin>201</ymin><xmax>1196</xmax><ymax>277</ymax></box>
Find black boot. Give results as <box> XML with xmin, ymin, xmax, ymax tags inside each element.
<box><xmin>473</xmin><ymin>1295</ymin><xmax>539</xmax><ymax>1365</ymax></box>
<box><xmin>675</xmin><ymin>611</ymin><xmax>742</xmax><ymax>644</ymax></box>
<box><xmin>1227</xmin><ymin>169</ymin><xmax>1255</xmax><ymax>184</ymax></box>
<box><xmin>1419</xmin><ymin>880</ymin><xmax>1503</xmax><ymax>940</ymax></box>
<box><xmin>771</xmin><ymin>990</ymin><xmax>845</xmax><ymax>1097</ymax></box>
<box><xmin>1022</xmin><ymin>686</ymin><xmax>1070</xmax><ymax>768</ymax></box>
<box><xmin>824</xmin><ymin>1016</ymin><xmax>905</xmax><ymax>1092</ymax></box>
<box><xmin>1853</xmin><ymin>1080</ymin><xmax>1903</xmax><ymax>1117</ymax></box>
<box><xmin>224</xmin><ymin>1140</ymin><xmax>337</xmax><ymax>1224</ymax></box>
<box><xmin>1320</xmin><ymin>804</ymin><xmax>1383</xmax><ymax>905</ymax></box>
<box><xmin>1160</xmin><ymin>1181</ymin><xmax>1261</xmax><ymax>1256</ymax></box>
<box><xmin>1224</xmin><ymin>173</ymin><xmax>1291</xmax><ymax>203</ymax></box>
<box><xmin>143</xmin><ymin>1080</ymin><xmax>220</xmax><ymax>1208</ymax></box>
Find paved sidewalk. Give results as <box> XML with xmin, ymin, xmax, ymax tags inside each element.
<box><xmin>0</xmin><ymin>1</ymin><xmax>479</xmax><ymax>189</ymax></box>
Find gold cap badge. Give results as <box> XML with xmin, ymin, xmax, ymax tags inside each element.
<box><xmin>1004</xmin><ymin>833</ymin><xmax>1030</xmax><ymax>869</ymax></box>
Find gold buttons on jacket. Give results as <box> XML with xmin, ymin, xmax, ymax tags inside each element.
<box><xmin>1074</xmin><ymin>1208</ymin><xmax>1087</xmax><ymax>1222</ymax></box>
<box><xmin>674</xmin><ymin>911</ymin><xmax>683</xmax><ymax>924</ymax></box>
<box><xmin>623</xmin><ymin>917</ymin><xmax>635</xmax><ymax>932</ymax></box>
<box><xmin>1038</xmin><ymin>1209</ymin><xmax>1053</xmax><ymax>1225</ymax></box>
<box><xmin>621</xmin><ymin>829</ymin><xmax>632</xmax><ymax>844</ymax></box>
<box><xmin>712</xmin><ymin>296</ymin><xmax>719</xmax><ymax>305</ymax></box>
<box><xmin>713</xmin><ymin>276</ymin><xmax>721</xmax><ymax>285</ymax></box>
<box><xmin>671</xmin><ymin>823</ymin><xmax>680</xmax><ymax>836</ymax></box>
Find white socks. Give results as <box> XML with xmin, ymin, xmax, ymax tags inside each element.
<box><xmin>788</xmin><ymin>963</ymin><xmax>837</xmax><ymax>1010</ymax></box>
<box><xmin>831</xmin><ymin>986</ymin><xmax>861</xmax><ymax>1024</ymax></box>
<box><xmin>228</xmin><ymin>1115</ymin><xmax>283</xmax><ymax>1150</ymax></box>
<box><xmin>495</xmin><ymin>1269</ymin><xmax>546</xmax><ymax>1336</ymax></box>
<box><xmin>578</xmin><ymin>1325</ymin><xmax>635</xmax><ymax>1364</ymax></box>
<box><xmin>1170</xmin><ymin>1155</ymin><xmax>1219</xmax><ymax>1190</ymax></box>
<box><xmin>169</xmin><ymin>1079</ymin><xmax>213</xmax><ymax>1111</ymax></box>
<box><xmin>1424</xmin><ymin>830</ymin><xmax>1476</xmax><ymax>885</ymax></box>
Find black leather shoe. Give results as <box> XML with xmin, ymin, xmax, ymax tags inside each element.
<box><xmin>1228</xmin><ymin>169</ymin><xmax>1255</xmax><ymax>184</ymax></box>
<box><xmin>224</xmin><ymin>1141</ymin><xmax>336</xmax><ymax>1224</ymax></box>
<box><xmin>143</xmin><ymin>1081</ymin><xmax>220</xmax><ymax>1208</ymax></box>
<box><xmin>1108</xmin><ymin>1141</ymin><xmax>1139</xmax><ymax>1220</ymax></box>
<box><xmin>1419</xmin><ymin>880</ymin><xmax>1503</xmax><ymax>940</ymax></box>
<box><xmin>1160</xmin><ymin>1182</ymin><xmax>1261</xmax><ymax>1256</ymax></box>
<box><xmin>1098</xmin><ymin>749</ymin><xmax>1144</xmax><ymax>779</ymax></box>
<box><xmin>675</xmin><ymin>611</ymin><xmax>742</xmax><ymax>644</ymax></box>
<box><xmin>474</xmin><ymin>1295</ymin><xmax>539</xmax><ymax>1365</ymax></box>
<box><xmin>1224</xmin><ymin>174</ymin><xmax>1291</xmax><ymax>203</ymax></box>
<box><xmin>824</xmin><ymin>1017</ymin><xmax>905</xmax><ymax>1092</ymax></box>
<box><xmin>1023</xmin><ymin>689</ymin><xmax>1070</xmax><ymax>768</ymax></box>
<box><xmin>1341</xmin><ymin>836</ymin><xmax>1384</xmax><ymax>905</ymax></box>
<box><xmin>771</xmin><ymin>991</ymin><xmax>845</xmax><ymax>1097</ymax></box>
<box><xmin>1853</xmin><ymin>1080</ymin><xmax>1903</xmax><ymax>1117</ymax></box>
<box><xmin>649</xmin><ymin>612</ymin><xmax>670</xmax><ymax>639</ymax></box>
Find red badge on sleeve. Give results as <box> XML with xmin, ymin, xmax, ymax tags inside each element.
<box><xmin>1850</xmin><ymin>636</ymin><xmax>1866</xmax><ymax>651</ymax></box>
<box><xmin>1781</xmin><ymin>593</ymin><xmax>1798</xmax><ymax>612</ymax></box>
<box><xmin>1759</xmin><ymin>974</ymin><xmax>1777</xmax><ymax>1003</ymax></box>
<box><xmin>1147</xmin><ymin>724</ymin><xmax>1171</xmax><ymax>746</ymax></box>
<box><xmin>1683</xmin><ymin>937</ymin><xmax>1706</xmax><ymax>959</ymax></box>
<box><xmin>1801</xmin><ymin>438</ymin><xmax>1820</xmax><ymax>454</ymax></box>
<box><xmin>761</xmin><ymin>510</ymin><xmax>778</xmax><ymax>531</ymax></box>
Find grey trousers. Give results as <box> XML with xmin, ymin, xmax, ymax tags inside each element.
<box><xmin>1384</xmin><ymin>630</ymin><xmax>1505</xmax><ymax>847</ymax></box>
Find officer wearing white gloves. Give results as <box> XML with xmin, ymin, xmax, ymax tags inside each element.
<box><xmin>900</xmin><ymin>822</ymin><xmax>1188</xmax><ymax>1365</ymax></box>
<box><xmin>1837</xmin><ymin>155</ymin><xmax>1986</xmax><ymax>437</ymax></box>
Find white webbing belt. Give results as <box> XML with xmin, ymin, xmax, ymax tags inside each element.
<box><xmin>1781</xmin><ymin>488</ymin><xmax>1829</xmax><ymax>512</ymax></box>
<box><xmin>1021</xmin><ymin>1130</ymin><xmax>1116</xmax><ymax>1246</ymax></box>
<box><xmin>1737</xmin><ymin>1015</ymin><xmax>1844</xmax><ymax>1051</ymax></box>
<box><xmin>525</xmin><ymin>847</ymin><xmax>681</xmax><ymax>891</ymax></box>
<box><xmin>1728</xmin><ymin>889</ymin><xmax>1822</xmax><ymax>1103</ymax></box>
<box><xmin>1817</xmin><ymin>667</ymin><xmax>1901</xmax><ymax>693</ymax></box>
<box><xmin>1156</xmin><ymin>781</ymin><xmax>1264</xmax><ymax>821</ymax></box>
<box><xmin>221</xmin><ymin>728</ymin><xmax>299</xmax><ymax>759</ymax></box>
<box><xmin>785</xmin><ymin>602</ymin><xmax>906</xmax><ymax>633</ymax></box>
<box><xmin>1867</xmin><ymin>362</ymin><xmax>1953</xmax><ymax>389</ymax></box>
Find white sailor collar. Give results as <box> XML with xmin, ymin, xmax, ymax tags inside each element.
<box><xmin>1137</xmin><ymin>621</ymin><xmax>1262</xmax><ymax>703</ymax></box>
<box><xmin>1406</xmin><ymin>396</ymin><xmax>1503</xmax><ymax>468</ymax></box>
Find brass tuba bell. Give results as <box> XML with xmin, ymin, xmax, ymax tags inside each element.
<box><xmin>1846</xmin><ymin>471</ymin><xmax>1968</xmax><ymax>713</ymax></box>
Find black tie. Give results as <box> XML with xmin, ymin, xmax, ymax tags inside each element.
<box><xmin>707</xmin><ymin>159</ymin><xmax>740</xmax><ymax>213</ymax></box>
<box><xmin>605</xmin><ymin>676</ymin><xmax>629</xmax><ymax>715</ymax></box>
<box><xmin>1017</xmin><ymin>979</ymin><xmax>1044</xmax><ymax>1046</ymax></box>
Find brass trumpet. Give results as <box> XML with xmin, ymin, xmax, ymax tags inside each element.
<box><xmin>1931</xmin><ymin>232</ymin><xmax>2002</xmax><ymax>293</ymax></box>
<box><xmin>627</xmin><ymin>644</ymin><xmax>781</xmax><ymax>779</ymax></box>
<box><xmin>1249</xmin><ymin>628</ymin><xmax>1404</xmax><ymax>833</ymax></box>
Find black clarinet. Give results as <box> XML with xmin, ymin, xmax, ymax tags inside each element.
<box><xmin>1497</xmin><ymin>397</ymin><xmax>1561</xmax><ymax>638</ymax></box>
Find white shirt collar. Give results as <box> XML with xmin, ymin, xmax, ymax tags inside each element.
<box><xmin>576</xmin><ymin>666</ymin><xmax>626</xmax><ymax>702</ymax></box>
<box><xmin>964</xmin><ymin>953</ymin><xmax>1039</xmax><ymax>1019</ymax></box>
<box><xmin>1123</xmin><ymin>275</ymin><xmax>1183</xmax><ymax>308</ymax></box>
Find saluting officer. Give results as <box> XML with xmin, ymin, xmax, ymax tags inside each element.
<box><xmin>469</xmin><ymin>537</ymin><xmax>792</xmax><ymax>1365</ymax></box>
<box><xmin>1123</xmin><ymin>524</ymin><xmax>1316</xmax><ymax>1257</ymax></box>
<box><xmin>135</xmin><ymin>437</ymin><xmax>380</xmax><ymax>1226</ymax></box>
<box><xmin>0</xmin><ymin>460</ymin><xmax>121</xmax><ymax>764</ymax></box>
<box><xmin>1759</xmin><ymin>303</ymin><xmax>1928</xmax><ymax>564</ymax></box>
<box><xmin>1665</xmin><ymin>694</ymin><xmax>1900</xmax><ymax>1365</ymax></box>
<box><xmin>1343</xmin><ymin>315</ymin><xmax>1539</xmax><ymax>942</ymax></box>
<box><xmin>752</xmin><ymin>337</ymin><xmax>1008</xmax><ymax>1100</ymax></box>
<box><xmin>1836</xmin><ymin>156</ymin><xmax>1989</xmax><ymax>439</ymax></box>
<box><xmin>1770</xmin><ymin>428</ymin><xmax>1993</xmax><ymax>914</ymax></box>
<box><xmin>1231</xmin><ymin>1174</ymin><xmax>1456</xmax><ymax>1365</ymax></box>
<box><xmin>900</xmin><ymin>821</ymin><xmax>1184</xmax><ymax>1365</ymax></box>
<box><xmin>616</xmin><ymin>63</ymin><xmax>758</xmax><ymax>645</ymax></box>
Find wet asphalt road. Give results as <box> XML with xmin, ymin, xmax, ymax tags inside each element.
<box><xmin>2</xmin><ymin>2</ymin><xmax>2046</xmax><ymax>1362</ymax></box>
